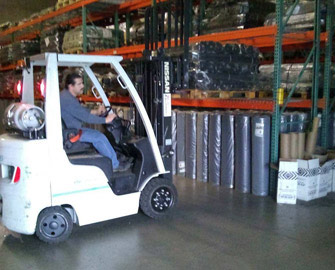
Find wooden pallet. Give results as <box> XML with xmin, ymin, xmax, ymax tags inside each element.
<box><xmin>220</xmin><ymin>91</ymin><xmax>257</xmax><ymax>99</ymax></box>
<box><xmin>63</xmin><ymin>48</ymin><xmax>83</xmax><ymax>54</ymax></box>
<box><xmin>257</xmin><ymin>91</ymin><xmax>272</xmax><ymax>98</ymax></box>
<box><xmin>172</xmin><ymin>89</ymin><xmax>312</xmax><ymax>100</ymax></box>
<box><xmin>286</xmin><ymin>91</ymin><xmax>309</xmax><ymax>99</ymax></box>
<box><xmin>174</xmin><ymin>89</ymin><xmax>261</xmax><ymax>99</ymax></box>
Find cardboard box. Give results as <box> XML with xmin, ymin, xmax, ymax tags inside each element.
<box><xmin>277</xmin><ymin>161</ymin><xmax>298</xmax><ymax>204</ymax></box>
<box><xmin>319</xmin><ymin>160</ymin><xmax>333</xmax><ymax>198</ymax></box>
<box><xmin>324</xmin><ymin>160</ymin><xmax>333</xmax><ymax>193</ymax></box>
<box><xmin>297</xmin><ymin>159</ymin><xmax>319</xmax><ymax>201</ymax></box>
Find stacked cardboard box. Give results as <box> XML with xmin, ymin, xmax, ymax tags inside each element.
<box><xmin>278</xmin><ymin>158</ymin><xmax>335</xmax><ymax>204</ymax></box>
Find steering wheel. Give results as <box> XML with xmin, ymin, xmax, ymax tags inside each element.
<box><xmin>100</xmin><ymin>105</ymin><xmax>113</xmax><ymax>117</ymax></box>
<box><xmin>105</xmin><ymin>116</ymin><xmax>131</xmax><ymax>145</ymax></box>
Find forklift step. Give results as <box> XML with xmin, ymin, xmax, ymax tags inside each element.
<box><xmin>109</xmin><ymin>171</ymin><xmax>137</xmax><ymax>195</ymax></box>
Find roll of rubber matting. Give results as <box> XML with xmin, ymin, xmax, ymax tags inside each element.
<box><xmin>280</xmin><ymin>113</ymin><xmax>290</xmax><ymax>133</ymax></box>
<box><xmin>185</xmin><ymin>111</ymin><xmax>197</xmax><ymax>180</ymax></box>
<box><xmin>330</xmin><ymin>112</ymin><xmax>335</xmax><ymax>148</ymax></box>
<box><xmin>176</xmin><ymin>111</ymin><xmax>186</xmax><ymax>176</ymax></box>
<box><xmin>208</xmin><ymin>112</ymin><xmax>221</xmax><ymax>186</ymax></box>
<box><xmin>172</xmin><ymin>110</ymin><xmax>177</xmax><ymax>175</ymax></box>
<box><xmin>252</xmin><ymin>115</ymin><xmax>270</xmax><ymax>196</ymax></box>
<box><xmin>221</xmin><ymin>112</ymin><xmax>235</xmax><ymax>188</ymax></box>
<box><xmin>235</xmin><ymin>113</ymin><xmax>251</xmax><ymax>193</ymax></box>
<box><xmin>196</xmin><ymin>112</ymin><xmax>209</xmax><ymax>182</ymax></box>
<box><xmin>289</xmin><ymin>112</ymin><xmax>300</xmax><ymax>133</ymax></box>
<box><xmin>297</xmin><ymin>112</ymin><xmax>309</xmax><ymax>133</ymax></box>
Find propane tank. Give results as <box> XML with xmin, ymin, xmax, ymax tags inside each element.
<box><xmin>4</xmin><ymin>103</ymin><xmax>45</xmax><ymax>132</ymax></box>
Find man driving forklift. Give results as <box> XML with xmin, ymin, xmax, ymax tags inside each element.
<box><xmin>60</xmin><ymin>72</ymin><xmax>131</xmax><ymax>172</ymax></box>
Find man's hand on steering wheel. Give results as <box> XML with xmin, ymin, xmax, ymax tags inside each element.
<box><xmin>105</xmin><ymin>113</ymin><xmax>117</xmax><ymax>124</ymax></box>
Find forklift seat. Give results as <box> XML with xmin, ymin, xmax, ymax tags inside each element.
<box><xmin>62</xmin><ymin>121</ymin><xmax>93</xmax><ymax>155</ymax></box>
<box><xmin>68</xmin><ymin>153</ymin><xmax>113</xmax><ymax>180</ymax></box>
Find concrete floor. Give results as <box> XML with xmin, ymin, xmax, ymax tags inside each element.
<box><xmin>0</xmin><ymin>177</ymin><xmax>335</xmax><ymax>270</ymax></box>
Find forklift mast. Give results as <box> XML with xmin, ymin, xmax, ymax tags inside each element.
<box><xmin>133</xmin><ymin>0</ymin><xmax>191</xmax><ymax>180</ymax></box>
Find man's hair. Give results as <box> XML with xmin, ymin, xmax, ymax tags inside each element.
<box><xmin>65</xmin><ymin>73</ymin><xmax>82</xmax><ymax>88</ymax></box>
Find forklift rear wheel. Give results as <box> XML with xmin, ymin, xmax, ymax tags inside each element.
<box><xmin>140</xmin><ymin>178</ymin><xmax>178</xmax><ymax>219</ymax></box>
<box><xmin>36</xmin><ymin>206</ymin><xmax>73</xmax><ymax>244</ymax></box>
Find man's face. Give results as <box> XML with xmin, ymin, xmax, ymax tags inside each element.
<box><xmin>69</xmin><ymin>78</ymin><xmax>84</xmax><ymax>96</ymax></box>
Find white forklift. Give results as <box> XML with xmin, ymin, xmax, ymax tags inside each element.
<box><xmin>0</xmin><ymin>53</ymin><xmax>177</xmax><ymax>243</ymax></box>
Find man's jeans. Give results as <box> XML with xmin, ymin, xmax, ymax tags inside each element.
<box><xmin>79</xmin><ymin>128</ymin><xmax>119</xmax><ymax>169</ymax></box>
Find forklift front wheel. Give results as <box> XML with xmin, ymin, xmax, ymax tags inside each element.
<box><xmin>140</xmin><ymin>178</ymin><xmax>178</xmax><ymax>219</ymax></box>
<box><xmin>35</xmin><ymin>206</ymin><xmax>73</xmax><ymax>244</ymax></box>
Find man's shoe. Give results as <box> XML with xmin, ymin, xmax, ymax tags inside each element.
<box><xmin>114</xmin><ymin>161</ymin><xmax>132</xmax><ymax>172</ymax></box>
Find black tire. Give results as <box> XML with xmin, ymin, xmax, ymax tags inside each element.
<box><xmin>140</xmin><ymin>178</ymin><xmax>178</xmax><ymax>219</ymax></box>
<box><xmin>35</xmin><ymin>206</ymin><xmax>73</xmax><ymax>244</ymax></box>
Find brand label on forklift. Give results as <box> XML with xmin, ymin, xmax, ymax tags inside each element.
<box><xmin>164</xmin><ymin>62</ymin><xmax>170</xmax><ymax>93</ymax></box>
<box><xmin>163</xmin><ymin>93</ymin><xmax>172</xmax><ymax>117</ymax></box>
<box><xmin>255</xmin><ymin>122</ymin><xmax>264</xmax><ymax>137</ymax></box>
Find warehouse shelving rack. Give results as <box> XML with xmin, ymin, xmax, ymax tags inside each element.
<box><xmin>269</xmin><ymin>0</ymin><xmax>335</xmax><ymax>196</ymax></box>
<box><xmin>0</xmin><ymin>0</ymin><xmax>334</xmax><ymax>196</ymax></box>
<box><xmin>0</xmin><ymin>1</ymin><xmax>333</xmax><ymax>105</ymax></box>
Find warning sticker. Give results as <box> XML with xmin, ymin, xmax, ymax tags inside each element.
<box><xmin>163</xmin><ymin>93</ymin><xmax>172</xmax><ymax>117</ymax></box>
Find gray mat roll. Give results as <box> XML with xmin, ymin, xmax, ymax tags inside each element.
<box><xmin>290</xmin><ymin>112</ymin><xmax>300</xmax><ymax>133</ymax></box>
<box><xmin>330</xmin><ymin>112</ymin><xmax>335</xmax><ymax>148</ymax></box>
<box><xmin>297</xmin><ymin>112</ymin><xmax>309</xmax><ymax>133</ymax></box>
<box><xmin>235</xmin><ymin>113</ymin><xmax>251</xmax><ymax>193</ymax></box>
<box><xmin>280</xmin><ymin>113</ymin><xmax>290</xmax><ymax>133</ymax></box>
<box><xmin>208</xmin><ymin>112</ymin><xmax>221</xmax><ymax>186</ymax></box>
<box><xmin>252</xmin><ymin>115</ymin><xmax>270</xmax><ymax>196</ymax></box>
<box><xmin>196</xmin><ymin>112</ymin><xmax>209</xmax><ymax>182</ymax></box>
<box><xmin>221</xmin><ymin>112</ymin><xmax>235</xmax><ymax>188</ymax></box>
<box><xmin>316</xmin><ymin>113</ymin><xmax>322</xmax><ymax>146</ymax></box>
<box><xmin>176</xmin><ymin>111</ymin><xmax>186</xmax><ymax>176</ymax></box>
<box><xmin>172</xmin><ymin>110</ymin><xmax>177</xmax><ymax>175</ymax></box>
<box><xmin>185</xmin><ymin>111</ymin><xmax>197</xmax><ymax>180</ymax></box>
<box><xmin>326</xmin><ymin>112</ymin><xmax>334</xmax><ymax>148</ymax></box>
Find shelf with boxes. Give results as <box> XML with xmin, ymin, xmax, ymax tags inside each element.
<box><xmin>0</xmin><ymin>0</ymin><xmax>328</xmax><ymax>63</ymax></box>
<box><xmin>0</xmin><ymin>0</ymin><xmax>331</xmax><ymax>113</ymax></box>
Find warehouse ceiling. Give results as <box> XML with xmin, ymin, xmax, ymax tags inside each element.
<box><xmin>0</xmin><ymin>0</ymin><xmax>56</xmax><ymax>24</ymax></box>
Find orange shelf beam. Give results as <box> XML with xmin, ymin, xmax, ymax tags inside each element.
<box><xmin>0</xmin><ymin>0</ymin><xmax>102</xmax><ymax>38</ymax></box>
<box><xmin>88</xmin><ymin>27</ymin><xmax>328</xmax><ymax>58</ymax></box>
<box><xmin>0</xmin><ymin>91</ymin><xmax>324</xmax><ymax>110</ymax></box>
<box><xmin>189</xmin><ymin>26</ymin><xmax>327</xmax><ymax>49</ymax></box>
<box><xmin>78</xmin><ymin>95</ymin><xmax>325</xmax><ymax>110</ymax></box>
<box><xmin>171</xmin><ymin>97</ymin><xmax>325</xmax><ymax>111</ymax></box>
<box><xmin>80</xmin><ymin>95</ymin><xmax>131</xmax><ymax>104</ymax></box>
<box><xmin>0</xmin><ymin>0</ymin><xmax>160</xmax><ymax>39</ymax></box>
<box><xmin>0</xmin><ymin>64</ymin><xmax>17</xmax><ymax>72</ymax></box>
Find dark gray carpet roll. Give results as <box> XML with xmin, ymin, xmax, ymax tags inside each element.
<box><xmin>330</xmin><ymin>112</ymin><xmax>335</xmax><ymax>148</ymax></box>
<box><xmin>252</xmin><ymin>114</ymin><xmax>270</xmax><ymax>196</ymax></box>
<box><xmin>297</xmin><ymin>112</ymin><xmax>310</xmax><ymax>133</ymax></box>
<box><xmin>172</xmin><ymin>110</ymin><xmax>177</xmax><ymax>175</ymax></box>
<box><xmin>196</xmin><ymin>111</ymin><xmax>209</xmax><ymax>182</ymax></box>
<box><xmin>185</xmin><ymin>111</ymin><xmax>197</xmax><ymax>180</ymax></box>
<box><xmin>221</xmin><ymin>112</ymin><xmax>235</xmax><ymax>188</ymax></box>
<box><xmin>280</xmin><ymin>113</ymin><xmax>290</xmax><ymax>133</ymax></box>
<box><xmin>289</xmin><ymin>112</ymin><xmax>300</xmax><ymax>133</ymax></box>
<box><xmin>208</xmin><ymin>112</ymin><xmax>221</xmax><ymax>186</ymax></box>
<box><xmin>235</xmin><ymin>113</ymin><xmax>251</xmax><ymax>193</ymax></box>
<box><xmin>176</xmin><ymin>111</ymin><xmax>186</xmax><ymax>176</ymax></box>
